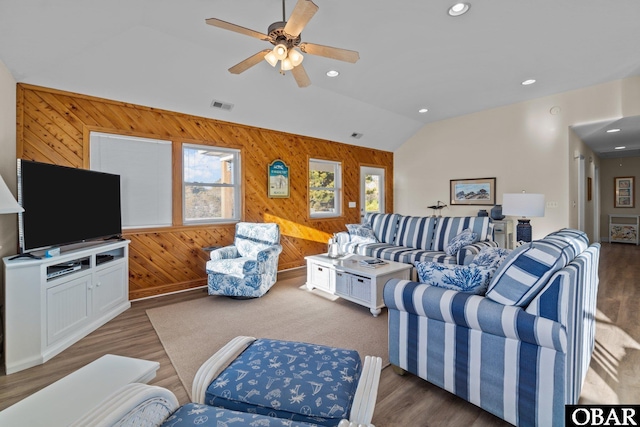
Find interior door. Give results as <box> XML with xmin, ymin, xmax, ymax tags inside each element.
<box><xmin>360</xmin><ymin>166</ymin><xmax>385</xmax><ymax>222</ymax></box>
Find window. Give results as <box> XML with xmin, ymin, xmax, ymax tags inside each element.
<box><xmin>309</xmin><ymin>159</ymin><xmax>342</xmax><ymax>218</ymax></box>
<box><xmin>183</xmin><ymin>144</ymin><xmax>241</xmax><ymax>224</ymax></box>
<box><xmin>90</xmin><ymin>132</ymin><xmax>172</xmax><ymax>228</ymax></box>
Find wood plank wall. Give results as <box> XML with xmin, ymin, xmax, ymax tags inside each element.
<box><xmin>15</xmin><ymin>84</ymin><xmax>394</xmax><ymax>300</ymax></box>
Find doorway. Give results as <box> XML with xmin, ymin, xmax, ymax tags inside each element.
<box><xmin>360</xmin><ymin>166</ymin><xmax>385</xmax><ymax>223</ymax></box>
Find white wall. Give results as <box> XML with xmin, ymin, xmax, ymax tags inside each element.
<box><xmin>600</xmin><ymin>156</ymin><xmax>640</xmax><ymax>241</ymax></box>
<box><xmin>0</xmin><ymin>60</ymin><xmax>18</xmax><ymax>259</ymax></box>
<box><xmin>395</xmin><ymin>76</ymin><xmax>640</xmax><ymax>241</ymax></box>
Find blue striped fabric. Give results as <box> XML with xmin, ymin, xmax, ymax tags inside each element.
<box><xmin>543</xmin><ymin>228</ymin><xmax>589</xmax><ymax>260</ymax></box>
<box><xmin>383</xmin><ymin>234</ymin><xmax>600</xmax><ymax>427</ymax></box>
<box><xmin>365</xmin><ymin>243</ymin><xmax>415</xmax><ymax>262</ymax></box>
<box><xmin>400</xmin><ymin>249</ymin><xmax>457</xmax><ymax>265</ymax></box>
<box><xmin>457</xmin><ymin>241</ymin><xmax>498</xmax><ymax>265</ymax></box>
<box><xmin>365</xmin><ymin>213</ymin><xmax>401</xmax><ymax>244</ymax></box>
<box><xmin>432</xmin><ymin>217</ymin><xmax>493</xmax><ymax>251</ymax></box>
<box><xmin>384</xmin><ymin>279</ymin><xmax>567</xmax><ymax>426</ymax></box>
<box><xmin>485</xmin><ymin>240</ymin><xmax>568</xmax><ymax>307</ymax></box>
<box><xmin>394</xmin><ymin>216</ymin><xmax>437</xmax><ymax>250</ymax></box>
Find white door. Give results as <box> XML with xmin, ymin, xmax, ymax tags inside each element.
<box><xmin>360</xmin><ymin>166</ymin><xmax>385</xmax><ymax>222</ymax></box>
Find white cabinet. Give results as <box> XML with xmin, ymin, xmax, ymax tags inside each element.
<box><xmin>609</xmin><ymin>214</ymin><xmax>639</xmax><ymax>244</ymax></box>
<box><xmin>3</xmin><ymin>240</ymin><xmax>130</xmax><ymax>374</ymax></box>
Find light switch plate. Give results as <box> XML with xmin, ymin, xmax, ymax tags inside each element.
<box><xmin>348</xmin><ymin>201</ymin><xmax>356</xmax><ymax>208</ymax></box>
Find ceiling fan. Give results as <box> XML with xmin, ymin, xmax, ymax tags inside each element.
<box><xmin>205</xmin><ymin>0</ymin><xmax>360</xmax><ymax>88</ymax></box>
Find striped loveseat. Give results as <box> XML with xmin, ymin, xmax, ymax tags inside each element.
<box><xmin>336</xmin><ymin>213</ymin><xmax>497</xmax><ymax>267</ymax></box>
<box><xmin>383</xmin><ymin>229</ymin><xmax>600</xmax><ymax>427</ymax></box>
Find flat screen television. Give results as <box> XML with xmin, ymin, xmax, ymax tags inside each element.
<box><xmin>16</xmin><ymin>159</ymin><xmax>122</xmax><ymax>255</ymax></box>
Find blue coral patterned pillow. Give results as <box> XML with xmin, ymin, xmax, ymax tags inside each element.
<box><xmin>445</xmin><ymin>228</ymin><xmax>478</xmax><ymax>256</ymax></box>
<box><xmin>470</xmin><ymin>246</ymin><xmax>511</xmax><ymax>270</ymax></box>
<box><xmin>346</xmin><ymin>223</ymin><xmax>379</xmax><ymax>244</ymax></box>
<box><xmin>414</xmin><ymin>261</ymin><xmax>492</xmax><ymax>295</ymax></box>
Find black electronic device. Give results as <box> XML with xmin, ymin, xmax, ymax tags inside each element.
<box><xmin>15</xmin><ymin>159</ymin><xmax>122</xmax><ymax>257</ymax></box>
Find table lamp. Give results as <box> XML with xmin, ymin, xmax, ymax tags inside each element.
<box><xmin>0</xmin><ymin>175</ymin><xmax>23</xmax><ymax>214</ymax></box>
<box><xmin>502</xmin><ymin>192</ymin><xmax>545</xmax><ymax>243</ymax></box>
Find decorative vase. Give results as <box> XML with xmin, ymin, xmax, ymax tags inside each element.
<box><xmin>491</xmin><ymin>204</ymin><xmax>505</xmax><ymax>220</ymax></box>
<box><xmin>477</xmin><ymin>209</ymin><xmax>488</xmax><ymax>217</ymax></box>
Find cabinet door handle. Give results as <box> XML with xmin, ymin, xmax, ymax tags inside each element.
<box><xmin>317</xmin><ymin>267</ymin><xmax>323</xmax><ymax>271</ymax></box>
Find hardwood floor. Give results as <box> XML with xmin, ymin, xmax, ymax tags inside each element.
<box><xmin>1</xmin><ymin>243</ymin><xmax>638</xmax><ymax>426</ymax></box>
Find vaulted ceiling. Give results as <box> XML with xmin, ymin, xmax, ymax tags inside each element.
<box><xmin>1</xmin><ymin>0</ymin><xmax>640</xmax><ymax>153</ymax></box>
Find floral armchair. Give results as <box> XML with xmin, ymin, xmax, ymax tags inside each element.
<box><xmin>206</xmin><ymin>222</ymin><xmax>282</xmax><ymax>298</ymax></box>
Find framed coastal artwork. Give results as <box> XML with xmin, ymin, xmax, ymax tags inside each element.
<box><xmin>450</xmin><ymin>177</ymin><xmax>496</xmax><ymax>206</ymax></box>
<box><xmin>614</xmin><ymin>176</ymin><xmax>634</xmax><ymax>208</ymax></box>
<box><xmin>268</xmin><ymin>159</ymin><xmax>290</xmax><ymax>198</ymax></box>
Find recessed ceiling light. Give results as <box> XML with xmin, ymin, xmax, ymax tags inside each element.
<box><xmin>448</xmin><ymin>3</ymin><xmax>470</xmax><ymax>16</ymax></box>
<box><xmin>607</xmin><ymin>128</ymin><xmax>621</xmax><ymax>133</ymax></box>
<box><xmin>418</xmin><ymin>108</ymin><xmax>429</xmax><ymax>113</ymax></box>
<box><xmin>615</xmin><ymin>146</ymin><xmax>626</xmax><ymax>150</ymax></box>
<box><xmin>326</xmin><ymin>70</ymin><xmax>339</xmax><ymax>77</ymax></box>
<box><xmin>521</xmin><ymin>79</ymin><xmax>536</xmax><ymax>86</ymax></box>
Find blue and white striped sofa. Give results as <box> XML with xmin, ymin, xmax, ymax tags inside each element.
<box><xmin>336</xmin><ymin>213</ymin><xmax>497</xmax><ymax>266</ymax></box>
<box><xmin>383</xmin><ymin>228</ymin><xmax>600</xmax><ymax>427</ymax></box>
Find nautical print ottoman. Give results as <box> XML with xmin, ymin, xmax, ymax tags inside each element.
<box><xmin>160</xmin><ymin>403</ymin><xmax>324</xmax><ymax>427</ymax></box>
<box><xmin>204</xmin><ymin>338</ymin><xmax>362</xmax><ymax>427</ymax></box>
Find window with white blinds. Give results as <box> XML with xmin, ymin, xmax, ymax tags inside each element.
<box><xmin>90</xmin><ymin>132</ymin><xmax>172</xmax><ymax>228</ymax></box>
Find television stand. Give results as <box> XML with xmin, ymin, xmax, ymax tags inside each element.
<box><xmin>3</xmin><ymin>240</ymin><xmax>131</xmax><ymax>374</ymax></box>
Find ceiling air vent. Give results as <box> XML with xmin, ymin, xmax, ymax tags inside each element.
<box><xmin>210</xmin><ymin>99</ymin><xmax>234</xmax><ymax>111</ymax></box>
<box><xmin>351</xmin><ymin>132</ymin><xmax>364</xmax><ymax>139</ymax></box>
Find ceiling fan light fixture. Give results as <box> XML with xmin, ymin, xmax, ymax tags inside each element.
<box><xmin>264</xmin><ymin>51</ymin><xmax>278</xmax><ymax>67</ymax></box>
<box><xmin>273</xmin><ymin>44</ymin><xmax>288</xmax><ymax>60</ymax></box>
<box><xmin>288</xmin><ymin>49</ymin><xmax>304</xmax><ymax>67</ymax></box>
<box><xmin>281</xmin><ymin>57</ymin><xmax>294</xmax><ymax>71</ymax></box>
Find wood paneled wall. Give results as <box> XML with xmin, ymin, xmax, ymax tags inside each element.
<box><xmin>15</xmin><ymin>84</ymin><xmax>394</xmax><ymax>300</ymax></box>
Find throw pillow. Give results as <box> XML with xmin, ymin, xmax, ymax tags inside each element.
<box><xmin>346</xmin><ymin>223</ymin><xmax>379</xmax><ymax>244</ymax></box>
<box><xmin>485</xmin><ymin>240</ymin><xmax>566</xmax><ymax>307</ymax></box>
<box><xmin>445</xmin><ymin>228</ymin><xmax>478</xmax><ymax>256</ymax></box>
<box><xmin>414</xmin><ymin>261</ymin><xmax>493</xmax><ymax>295</ymax></box>
<box><xmin>470</xmin><ymin>246</ymin><xmax>511</xmax><ymax>270</ymax></box>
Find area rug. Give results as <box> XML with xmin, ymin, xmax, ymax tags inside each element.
<box><xmin>146</xmin><ymin>276</ymin><xmax>389</xmax><ymax>399</ymax></box>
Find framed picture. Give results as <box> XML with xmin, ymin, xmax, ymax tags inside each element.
<box><xmin>268</xmin><ymin>159</ymin><xmax>290</xmax><ymax>198</ymax></box>
<box><xmin>614</xmin><ymin>176</ymin><xmax>634</xmax><ymax>208</ymax></box>
<box><xmin>450</xmin><ymin>177</ymin><xmax>496</xmax><ymax>206</ymax></box>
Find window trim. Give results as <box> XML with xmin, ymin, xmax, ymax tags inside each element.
<box><xmin>182</xmin><ymin>143</ymin><xmax>242</xmax><ymax>225</ymax></box>
<box><xmin>309</xmin><ymin>158</ymin><xmax>342</xmax><ymax>219</ymax></box>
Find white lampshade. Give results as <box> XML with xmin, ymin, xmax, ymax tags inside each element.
<box><xmin>273</xmin><ymin>44</ymin><xmax>288</xmax><ymax>60</ymax></box>
<box><xmin>0</xmin><ymin>175</ymin><xmax>24</xmax><ymax>214</ymax></box>
<box><xmin>502</xmin><ymin>193</ymin><xmax>545</xmax><ymax>218</ymax></box>
<box><xmin>288</xmin><ymin>49</ymin><xmax>304</xmax><ymax>67</ymax></box>
<box><xmin>264</xmin><ymin>51</ymin><xmax>278</xmax><ymax>67</ymax></box>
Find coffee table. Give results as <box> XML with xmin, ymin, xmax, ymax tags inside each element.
<box><xmin>305</xmin><ymin>253</ymin><xmax>412</xmax><ymax>316</ymax></box>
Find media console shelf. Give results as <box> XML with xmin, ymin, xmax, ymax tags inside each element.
<box><xmin>609</xmin><ymin>214</ymin><xmax>639</xmax><ymax>245</ymax></box>
<box><xmin>3</xmin><ymin>240</ymin><xmax>131</xmax><ymax>374</ymax></box>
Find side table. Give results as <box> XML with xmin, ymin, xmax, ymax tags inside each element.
<box><xmin>493</xmin><ymin>219</ymin><xmax>514</xmax><ymax>249</ymax></box>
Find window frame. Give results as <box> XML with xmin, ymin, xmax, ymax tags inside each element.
<box><xmin>182</xmin><ymin>143</ymin><xmax>242</xmax><ymax>225</ymax></box>
<box><xmin>309</xmin><ymin>158</ymin><xmax>343</xmax><ymax>219</ymax></box>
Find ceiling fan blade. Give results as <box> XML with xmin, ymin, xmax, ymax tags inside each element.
<box><xmin>205</xmin><ymin>18</ymin><xmax>269</xmax><ymax>41</ymax></box>
<box><xmin>299</xmin><ymin>42</ymin><xmax>359</xmax><ymax>63</ymax></box>
<box><xmin>291</xmin><ymin>64</ymin><xmax>311</xmax><ymax>88</ymax></box>
<box><xmin>283</xmin><ymin>0</ymin><xmax>319</xmax><ymax>38</ymax></box>
<box><xmin>228</xmin><ymin>50</ymin><xmax>271</xmax><ymax>74</ymax></box>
